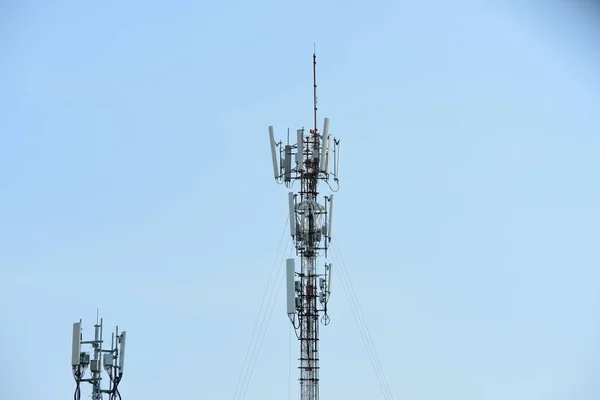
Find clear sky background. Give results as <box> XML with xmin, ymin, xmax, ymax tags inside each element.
<box><xmin>1</xmin><ymin>1</ymin><xmax>599</xmax><ymax>399</ymax></box>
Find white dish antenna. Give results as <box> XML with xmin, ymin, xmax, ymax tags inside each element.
<box><xmin>286</xmin><ymin>259</ymin><xmax>296</xmax><ymax>315</ymax></box>
<box><xmin>269</xmin><ymin>126</ymin><xmax>279</xmax><ymax>179</ymax></box>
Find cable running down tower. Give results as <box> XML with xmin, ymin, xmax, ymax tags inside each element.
<box><xmin>268</xmin><ymin>52</ymin><xmax>341</xmax><ymax>400</ymax></box>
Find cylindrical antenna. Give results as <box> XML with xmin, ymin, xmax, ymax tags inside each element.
<box><xmin>269</xmin><ymin>126</ymin><xmax>279</xmax><ymax>179</ymax></box>
<box><xmin>319</xmin><ymin>118</ymin><xmax>330</xmax><ymax>172</ymax></box>
<box><xmin>288</xmin><ymin>192</ymin><xmax>296</xmax><ymax>237</ymax></box>
<box><xmin>328</xmin><ymin>194</ymin><xmax>334</xmax><ymax>240</ymax></box>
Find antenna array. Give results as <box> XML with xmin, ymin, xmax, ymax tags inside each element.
<box><xmin>268</xmin><ymin>52</ymin><xmax>341</xmax><ymax>400</ymax></box>
<box><xmin>71</xmin><ymin>316</ymin><xmax>127</xmax><ymax>400</ymax></box>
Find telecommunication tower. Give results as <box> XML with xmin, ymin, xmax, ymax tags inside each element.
<box><xmin>268</xmin><ymin>52</ymin><xmax>341</xmax><ymax>400</ymax></box>
<box><xmin>71</xmin><ymin>315</ymin><xmax>127</xmax><ymax>400</ymax></box>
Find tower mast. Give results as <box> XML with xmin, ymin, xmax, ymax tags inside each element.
<box><xmin>268</xmin><ymin>51</ymin><xmax>341</xmax><ymax>400</ymax></box>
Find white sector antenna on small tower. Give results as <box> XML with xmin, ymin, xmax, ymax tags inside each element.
<box><xmin>72</xmin><ymin>322</ymin><xmax>81</xmax><ymax>366</ymax></box>
<box><xmin>119</xmin><ymin>331</ymin><xmax>126</xmax><ymax>374</ymax></box>
<box><xmin>269</xmin><ymin>126</ymin><xmax>279</xmax><ymax>180</ymax></box>
<box><xmin>286</xmin><ymin>258</ymin><xmax>296</xmax><ymax>315</ymax></box>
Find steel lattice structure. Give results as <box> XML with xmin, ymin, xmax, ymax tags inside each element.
<box><xmin>269</xmin><ymin>52</ymin><xmax>341</xmax><ymax>400</ymax></box>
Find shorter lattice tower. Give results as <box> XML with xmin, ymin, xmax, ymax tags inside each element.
<box><xmin>71</xmin><ymin>314</ymin><xmax>127</xmax><ymax>400</ymax></box>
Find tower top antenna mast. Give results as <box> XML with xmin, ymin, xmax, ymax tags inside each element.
<box><xmin>313</xmin><ymin>45</ymin><xmax>318</xmax><ymax>136</ymax></box>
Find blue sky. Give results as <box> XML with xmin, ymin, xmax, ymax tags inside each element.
<box><xmin>1</xmin><ymin>1</ymin><xmax>599</xmax><ymax>399</ymax></box>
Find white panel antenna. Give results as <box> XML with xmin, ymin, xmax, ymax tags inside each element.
<box><xmin>328</xmin><ymin>195</ymin><xmax>334</xmax><ymax>240</ymax></box>
<box><xmin>334</xmin><ymin>140</ymin><xmax>340</xmax><ymax>182</ymax></box>
<box><xmin>284</xmin><ymin>145</ymin><xmax>292</xmax><ymax>183</ymax></box>
<box><xmin>327</xmin><ymin>263</ymin><xmax>333</xmax><ymax>298</ymax></box>
<box><xmin>296</xmin><ymin>129</ymin><xmax>304</xmax><ymax>170</ymax></box>
<box><xmin>288</xmin><ymin>192</ymin><xmax>296</xmax><ymax>237</ymax></box>
<box><xmin>319</xmin><ymin>118</ymin><xmax>330</xmax><ymax>172</ymax></box>
<box><xmin>286</xmin><ymin>259</ymin><xmax>296</xmax><ymax>315</ymax></box>
<box><xmin>118</xmin><ymin>331</ymin><xmax>126</xmax><ymax>374</ymax></box>
<box><xmin>324</xmin><ymin>131</ymin><xmax>331</xmax><ymax>175</ymax></box>
<box><xmin>72</xmin><ymin>322</ymin><xmax>81</xmax><ymax>366</ymax></box>
<box><xmin>269</xmin><ymin>126</ymin><xmax>279</xmax><ymax>179</ymax></box>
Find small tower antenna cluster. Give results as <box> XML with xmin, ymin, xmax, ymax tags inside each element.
<box><xmin>268</xmin><ymin>50</ymin><xmax>341</xmax><ymax>400</ymax></box>
<box><xmin>71</xmin><ymin>314</ymin><xmax>127</xmax><ymax>400</ymax></box>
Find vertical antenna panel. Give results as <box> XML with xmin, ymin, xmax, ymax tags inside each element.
<box><xmin>324</xmin><ymin>132</ymin><xmax>331</xmax><ymax>175</ymax></box>
<box><xmin>327</xmin><ymin>263</ymin><xmax>333</xmax><ymax>297</ymax></box>
<box><xmin>328</xmin><ymin>195</ymin><xmax>335</xmax><ymax>240</ymax></box>
<box><xmin>296</xmin><ymin>129</ymin><xmax>304</xmax><ymax>170</ymax></box>
<box><xmin>288</xmin><ymin>192</ymin><xmax>296</xmax><ymax>237</ymax></box>
<box><xmin>269</xmin><ymin>126</ymin><xmax>279</xmax><ymax>179</ymax></box>
<box><xmin>286</xmin><ymin>259</ymin><xmax>296</xmax><ymax>315</ymax></box>
<box><xmin>319</xmin><ymin>118</ymin><xmax>330</xmax><ymax>171</ymax></box>
<box><xmin>72</xmin><ymin>322</ymin><xmax>81</xmax><ymax>366</ymax></box>
<box><xmin>334</xmin><ymin>140</ymin><xmax>340</xmax><ymax>182</ymax></box>
<box><xmin>118</xmin><ymin>332</ymin><xmax>126</xmax><ymax>374</ymax></box>
<box><xmin>284</xmin><ymin>145</ymin><xmax>292</xmax><ymax>182</ymax></box>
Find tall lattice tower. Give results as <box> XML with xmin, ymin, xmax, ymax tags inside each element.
<box><xmin>268</xmin><ymin>52</ymin><xmax>341</xmax><ymax>400</ymax></box>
